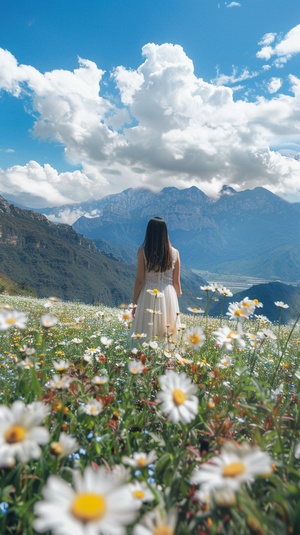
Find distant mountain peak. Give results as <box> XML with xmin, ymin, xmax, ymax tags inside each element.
<box><xmin>219</xmin><ymin>185</ymin><xmax>237</xmax><ymax>196</ymax></box>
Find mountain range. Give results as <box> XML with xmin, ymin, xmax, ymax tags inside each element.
<box><xmin>0</xmin><ymin>195</ymin><xmax>206</xmax><ymax>309</ymax></box>
<box><xmin>41</xmin><ymin>185</ymin><xmax>300</xmax><ymax>283</ymax></box>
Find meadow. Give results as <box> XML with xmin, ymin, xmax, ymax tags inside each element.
<box><xmin>0</xmin><ymin>288</ymin><xmax>300</xmax><ymax>535</ymax></box>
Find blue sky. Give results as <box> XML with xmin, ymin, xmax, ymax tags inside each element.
<box><xmin>0</xmin><ymin>0</ymin><xmax>300</xmax><ymax>218</ymax></box>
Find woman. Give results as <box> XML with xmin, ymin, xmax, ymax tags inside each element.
<box><xmin>131</xmin><ymin>216</ymin><xmax>182</xmax><ymax>343</ymax></box>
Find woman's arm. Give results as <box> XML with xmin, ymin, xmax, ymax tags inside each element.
<box><xmin>173</xmin><ymin>250</ymin><xmax>182</xmax><ymax>297</ymax></box>
<box><xmin>132</xmin><ymin>247</ymin><xmax>145</xmax><ymax>317</ymax></box>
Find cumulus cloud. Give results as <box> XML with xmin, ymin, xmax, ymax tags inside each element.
<box><xmin>0</xmin><ymin>42</ymin><xmax>299</xmax><ymax>211</ymax></box>
<box><xmin>0</xmin><ymin>161</ymin><xmax>108</xmax><ymax>208</ymax></box>
<box><xmin>257</xmin><ymin>24</ymin><xmax>300</xmax><ymax>65</ymax></box>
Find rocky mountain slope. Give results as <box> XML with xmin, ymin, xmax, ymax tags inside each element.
<box><xmin>0</xmin><ymin>196</ymin><xmax>206</xmax><ymax>308</ymax></box>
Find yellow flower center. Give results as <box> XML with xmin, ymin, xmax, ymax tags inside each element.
<box><xmin>50</xmin><ymin>442</ymin><xmax>64</xmax><ymax>455</ymax></box>
<box><xmin>5</xmin><ymin>425</ymin><xmax>26</xmax><ymax>444</ymax></box>
<box><xmin>133</xmin><ymin>490</ymin><xmax>145</xmax><ymax>500</ymax></box>
<box><xmin>137</xmin><ymin>457</ymin><xmax>147</xmax><ymax>467</ymax></box>
<box><xmin>222</xmin><ymin>461</ymin><xmax>245</xmax><ymax>478</ymax></box>
<box><xmin>189</xmin><ymin>334</ymin><xmax>201</xmax><ymax>345</ymax></box>
<box><xmin>173</xmin><ymin>389</ymin><xmax>186</xmax><ymax>405</ymax></box>
<box><xmin>7</xmin><ymin>318</ymin><xmax>16</xmax><ymax>325</ymax></box>
<box><xmin>56</xmin><ymin>381</ymin><xmax>62</xmax><ymax>388</ymax></box>
<box><xmin>154</xmin><ymin>526</ymin><xmax>174</xmax><ymax>535</ymax></box>
<box><xmin>226</xmin><ymin>330</ymin><xmax>237</xmax><ymax>339</ymax></box>
<box><xmin>153</xmin><ymin>289</ymin><xmax>159</xmax><ymax>295</ymax></box>
<box><xmin>234</xmin><ymin>310</ymin><xmax>242</xmax><ymax>316</ymax></box>
<box><xmin>71</xmin><ymin>493</ymin><xmax>107</xmax><ymax>523</ymax></box>
<box><xmin>192</xmin><ymin>308</ymin><xmax>198</xmax><ymax>312</ymax></box>
<box><xmin>131</xmin><ymin>367</ymin><xmax>139</xmax><ymax>374</ymax></box>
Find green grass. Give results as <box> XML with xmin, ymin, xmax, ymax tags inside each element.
<box><xmin>0</xmin><ymin>292</ymin><xmax>300</xmax><ymax>534</ymax></box>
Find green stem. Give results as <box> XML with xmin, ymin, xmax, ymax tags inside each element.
<box><xmin>271</xmin><ymin>310</ymin><xmax>300</xmax><ymax>387</ymax></box>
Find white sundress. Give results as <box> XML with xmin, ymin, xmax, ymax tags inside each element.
<box><xmin>132</xmin><ymin>246</ymin><xmax>180</xmax><ymax>343</ymax></box>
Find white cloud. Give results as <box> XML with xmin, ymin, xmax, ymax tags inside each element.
<box><xmin>0</xmin><ymin>161</ymin><xmax>108</xmax><ymax>208</ymax></box>
<box><xmin>257</xmin><ymin>24</ymin><xmax>300</xmax><ymax>65</ymax></box>
<box><xmin>213</xmin><ymin>66</ymin><xmax>259</xmax><ymax>86</ymax></box>
<box><xmin>226</xmin><ymin>2</ymin><xmax>241</xmax><ymax>7</ymax></box>
<box><xmin>267</xmin><ymin>77</ymin><xmax>282</xmax><ymax>94</ymax></box>
<box><xmin>0</xmin><ymin>43</ymin><xmax>299</xmax><ymax>209</ymax></box>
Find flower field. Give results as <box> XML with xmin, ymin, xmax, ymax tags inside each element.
<box><xmin>0</xmin><ymin>290</ymin><xmax>300</xmax><ymax>535</ymax></box>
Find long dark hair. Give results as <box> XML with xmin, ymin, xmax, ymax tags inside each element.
<box><xmin>143</xmin><ymin>217</ymin><xmax>172</xmax><ymax>272</ymax></box>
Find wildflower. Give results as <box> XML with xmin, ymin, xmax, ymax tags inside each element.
<box><xmin>71</xmin><ymin>338</ymin><xmax>83</xmax><ymax>344</ymax></box>
<box><xmin>128</xmin><ymin>360</ymin><xmax>144</xmax><ymax>374</ymax></box>
<box><xmin>80</xmin><ymin>399</ymin><xmax>104</xmax><ymax>416</ymax></box>
<box><xmin>147</xmin><ymin>288</ymin><xmax>164</xmax><ymax>298</ymax></box>
<box><xmin>217</xmin><ymin>356</ymin><xmax>233</xmax><ymax>368</ymax></box>
<box><xmin>40</xmin><ymin>314</ymin><xmax>58</xmax><ymax>328</ymax></box>
<box><xmin>34</xmin><ymin>466</ymin><xmax>140</xmax><ymax>535</ymax></box>
<box><xmin>275</xmin><ymin>301</ymin><xmax>289</xmax><ymax>309</ymax></box>
<box><xmin>52</xmin><ymin>359</ymin><xmax>70</xmax><ymax>372</ymax></box>
<box><xmin>92</xmin><ymin>375</ymin><xmax>109</xmax><ymax>385</ymax></box>
<box><xmin>129</xmin><ymin>481</ymin><xmax>154</xmax><ymax>503</ymax></box>
<box><xmin>240</xmin><ymin>297</ymin><xmax>260</xmax><ymax>314</ymax></box>
<box><xmin>157</xmin><ymin>370</ymin><xmax>198</xmax><ymax>424</ymax></box>
<box><xmin>50</xmin><ymin>432</ymin><xmax>79</xmax><ymax>458</ymax></box>
<box><xmin>187</xmin><ymin>307</ymin><xmax>204</xmax><ymax>314</ymax></box>
<box><xmin>218</xmin><ymin>287</ymin><xmax>233</xmax><ymax>297</ymax></box>
<box><xmin>191</xmin><ymin>441</ymin><xmax>273</xmax><ymax>495</ymax></box>
<box><xmin>46</xmin><ymin>374</ymin><xmax>73</xmax><ymax>390</ymax></box>
<box><xmin>122</xmin><ymin>450</ymin><xmax>157</xmax><ymax>468</ymax></box>
<box><xmin>149</xmin><ymin>341</ymin><xmax>159</xmax><ymax>350</ymax></box>
<box><xmin>226</xmin><ymin>302</ymin><xmax>249</xmax><ymax>321</ymax></box>
<box><xmin>131</xmin><ymin>332</ymin><xmax>147</xmax><ymax>340</ymax></box>
<box><xmin>184</xmin><ymin>326</ymin><xmax>206</xmax><ymax>349</ymax></box>
<box><xmin>174</xmin><ymin>352</ymin><xmax>193</xmax><ymax>365</ymax></box>
<box><xmin>213</xmin><ymin>324</ymin><xmax>245</xmax><ymax>351</ymax></box>
<box><xmin>118</xmin><ymin>310</ymin><xmax>132</xmax><ymax>323</ymax></box>
<box><xmin>0</xmin><ymin>400</ymin><xmax>50</xmax><ymax>467</ymax></box>
<box><xmin>133</xmin><ymin>507</ymin><xmax>177</xmax><ymax>535</ymax></box>
<box><xmin>256</xmin><ymin>328</ymin><xmax>277</xmax><ymax>341</ymax></box>
<box><xmin>18</xmin><ymin>358</ymin><xmax>40</xmax><ymax>370</ymax></box>
<box><xmin>146</xmin><ymin>308</ymin><xmax>162</xmax><ymax>315</ymax></box>
<box><xmin>0</xmin><ymin>309</ymin><xmax>28</xmax><ymax>330</ymax></box>
<box><xmin>100</xmin><ymin>336</ymin><xmax>113</xmax><ymax>348</ymax></box>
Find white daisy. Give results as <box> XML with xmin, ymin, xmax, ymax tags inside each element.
<box><xmin>80</xmin><ymin>399</ymin><xmax>104</xmax><ymax>416</ymax></box>
<box><xmin>217</xmin><ymin>356</ymin><xmax>233</xmax><ymax>368</ymax></box>
<box><xmin>146</xmin><ymin>289</ymin><xmax>164</xmax><ymax>298</ymax></box>
<box><xmin>213</xmin><ymin>324</ymin><xmax>245</xmax><ymax>351</ymax></box>
<box><xmin>157</xmin><ymin>370</ymin><xmax>199</xmax><ymax>424</ymax></box>
<box><xmin>34</xmin><ymin>465</ymin><xmax>140</xmax><ymax>535</ymax></box>
<box><xmin>274</xmin><ymin>301</ymin><xmax>289</xmax><ymax>309</ymax></box>
<box><xmin>184</xmin><ymin>326</ymin><xmax>206</xmax><ymax>350</ymax></box>
<box><xmin>133</xmin><ymin>507</ymin><xmax>177</xmax><ymax>535</ymax></box>
<box><xmin>0</xmin><ymin>309</ymin><xmax>28</xmax><ymax>330</ymax></box>
<box><xmin>129</xmin><ymin>481</ymin><xmax>154</xmax><ymax>503</ymax></box>
<box><xmin>122</xmin><ymin>450</ymin><xmax>157</xmax><ymax>468</ymax></box>
<box><xmin>40</xmin><ymin>314</ymin><xmax>58</xmax><ymax>328</ymax></box>
<box><xmin>92</xmin><ymin>375</ymin><xmax>109</xmax><ymax>385</ymax></box>
<box><xmin>52</xmin><ymin>359</ymin><xmax>70</xmax><ymax>372</ymax></box>
<box><xmin>46</xmin><ymin>374</ymin><xmax>73</xmax><ymax>390</ymax></box>
<box><xmin>128</xmin><ymin>360</ymin><xmax>144</xmax><ymax>374</ymax></box>
<box><xmin>50</xmin><ymin>432</ymin><xmax>79</xmax><ymax>458</ymax></box>
<box><xmin>191</xmin><ymin>441</ymin><xmax>273</xmax><ymax>495</ymax></box>
<box><xmin>0</xmin><ymin>400</ymin><xmax>50</xmax><ymax>467</ymax></box>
